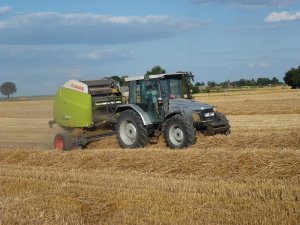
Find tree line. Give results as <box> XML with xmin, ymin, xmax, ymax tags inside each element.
<box><xmin>200</xmin><ymin>76</ymin><xmax>281</xmax><ymax>89</ymax></box>
<box><xmin>109</xmin><ymin>65</ymin><xmax>300</xmax><ymax>94</ymax></box>
<box><xmin>204</xmin><ymin>66</ymin><xmax>300</xmax><ymax>90</ymax></box>
<box><xmin>1</xmin><ymin>65</ymin><xmax>299</xmax><ymax>99</ymax></box>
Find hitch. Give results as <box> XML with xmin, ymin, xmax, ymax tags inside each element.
<box><xmin>48</xmin><ymin>120</ymin><xmax>56</xmax><ymax>128</ymax></box>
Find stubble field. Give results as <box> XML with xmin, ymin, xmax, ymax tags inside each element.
<box><xmin>0</xmin><ymin>88</ymin><xmax>299</xmax><ymax>224</ymax></box>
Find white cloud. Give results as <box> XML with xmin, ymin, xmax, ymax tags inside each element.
<box><xmin>247</xmin><ymin>62</ymin><xmax>272</xmax><ymax>68</ymax></box>
<box><xmin>248</xmin><ymin>62</ymin><xmax>255</xmax><ymax>68</ymax></box>
<box><xmin>190</xmin><ymin>0</ymin><xmax>297</xmax><ymax>8</ymax></box>
<box><xmin>265</xmin><ymin>11</ymin><xmax>300</xmax><ymax>23</ymax></box>
<box><xmin>77</xmin><ymin>48</ymin><xmax>134</xmax><ymax>61</ymax></box>
<box><xmin>0</xmin><ymin>12</ymin><xmax>206</xmax><ymax>45</ymax></box>
<box><xmin>261</xmin><ymin>62</ymin><xmax>272</xmax><ymax>68</ymax></box>
<box><xmin>0</xmin><ymin>6</ymin><xmax>12</xmax><ymax>15</ymax></box>
<box><xmin>222</xmin><ymin>24</ymin><xmax>279</xmax><ymax>32</ymax></box>
<box><xmin>0</xmin><ymin>45</ymin><xmax>135</xmax><ymax>63</ymax></box>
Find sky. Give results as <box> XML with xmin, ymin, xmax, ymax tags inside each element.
<box><xmin>0</xmin><ymin>0</ymin><xmax>299</xmax><ymax>96</ymax></box>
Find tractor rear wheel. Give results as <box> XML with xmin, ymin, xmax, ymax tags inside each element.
<box><xmin>164</xmin><ymin>114</ymin><xmax>196</xmax><ymax>149</ymax></box>
<box><xmin>116</xmin><ymin>110</ymin><xmax>148</xmax><ymax>148</ymax></box>
<box><xmin>54</xmin><ymin>132</ymin><xmax>74</xmax><ymax>151</ymax></box>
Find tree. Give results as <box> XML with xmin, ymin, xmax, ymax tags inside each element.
<box><xmin>0</xmin><ymin>82</ymin><xmax>17</xmax><ymax>99</ymax></box>
<box><xmin>146</xmin><ymin>65</ymin><xmax>166</xmax><ymax>75</ymax></box>
<box><xmin>183</xmin><ymin>72</ymin><xmax>199</xmax><ymax>96</ymax></box>
<box><xmin>284</xmin><ymin>66</ymin><xmax>300</xmax><ymax>89</ymax></box>
<box><xmin>257</xmin><ymin>77</ymin><xmax>272</xmax><ymax>86</ymax></box>
<box><xmin>109</xmin><ymin>75</ymin><xmax>127</xmax><ymax>86</ymax></box>
<box><xmin>250</xmin><ymin>79</ymin><xmax>256</xmax><ymax>86</ymax></box>
<box><xmin>237</xmin><ymin>79</ymin><xmax>247</xmax><ymax>86</ymax></box>
<box><xmin>195</xmin><ymin>81</ymin><xmax>205</xmax><ymax>87</ymax></box>
<box><xmin>207</xmin><ymin>81</ymin><xmax>217</xmax><ymax>89</ymax></box>
<box><xmin>271</xmin><ymin>77</ymin><xmax>280</xmax><ymax>85</ymax></box>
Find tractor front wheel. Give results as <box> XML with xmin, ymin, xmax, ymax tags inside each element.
<box><xmin>54</xmin><ymin>132</ymin><xmax>74</xmax><ymax>151</ymax></box>
<box><xmin>164</xmin><ymin>114</ymin><xmax>196</xmax><ymax>149</ymax></box>
<box><xmin>116</xmin><ymin>110</ymin><xmax>148</xmax><ymax>148</ymax></box>
<box><xmin>215</xmin><ymin>112</ymin><xmax>231</xmax><ymax>135</ymax></box>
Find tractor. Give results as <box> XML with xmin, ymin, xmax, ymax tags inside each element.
<box><xmin>49</xmin><ymin>72</ymin><xmax>230</xmax><ymax>150</ymax></box>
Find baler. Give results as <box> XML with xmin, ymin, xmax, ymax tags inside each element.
<box><xmin>49</xmin><ymin>78</ymin><xmax>123</xmax><ymax>150</ymax></box>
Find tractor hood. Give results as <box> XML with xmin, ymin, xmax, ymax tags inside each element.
<box><xmin>168</xmin><ymin>98</ymin><xmax>213</xmax><ymax>113</ymax></box>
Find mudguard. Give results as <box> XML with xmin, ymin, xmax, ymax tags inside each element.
<box><xmin>114</xmin><ymin>104</ymin><xmax>153</xmax><ymax>126</ymax></box>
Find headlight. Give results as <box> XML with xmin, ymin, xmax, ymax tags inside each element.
<box><xmin>192</xmin><ymin>112</ymin><xmax>201</xmax><ymax>122</ymax></box>
<box><xmin>204</xmin><ymin>112</ymin><xmax>215</xmax><ymax>117</ymax></box>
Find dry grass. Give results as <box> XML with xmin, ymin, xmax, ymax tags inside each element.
<box><xmin>194</xmin><ymin>88</ymin><xmax>300</xmax><ymax>115</ymax></box>
<box><xmin>0</xmin><ymin>100</ymin><xmax>52</xmax><ymax>118</ymax></box>
<box><xmin>0</xmin><ymin>147</ymin><xmax>299</xmax><ymax>224</ymax></box>
<box><xmin>0</xmin><ymin>88</ymin><xmax>300</xmax><ymax>224</ymax></box>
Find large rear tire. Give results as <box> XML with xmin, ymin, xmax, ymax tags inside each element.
<box><xmin>116</xmin><ymin>110</ymin><xmax>148</xmax><ymax>148</ymax></box>
<box><xmin>54</xmin><ymin>132</ymin><xmax>74</xmax><ymax>151</ymax></box>
<box><xmin>164</xmin><ymin>114</ymin><xmax>196</xmax><ymax>149</ymax></box>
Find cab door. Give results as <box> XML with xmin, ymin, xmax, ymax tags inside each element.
<box><xmin>128</xmin><ymin>80</ymin><xmax>160</xmax><ymax>123</ymax></box>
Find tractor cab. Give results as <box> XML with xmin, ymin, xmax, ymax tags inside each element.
<box><xmin>126</xmin><ymin>73</ymin><xmax>186</xmax><ymax>123</ymax></box>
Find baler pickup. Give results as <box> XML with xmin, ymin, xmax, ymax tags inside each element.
<box><xmin>82</xmin><ymin>79</ymin><xmax>122</xmax><ymax>123</ymax></box>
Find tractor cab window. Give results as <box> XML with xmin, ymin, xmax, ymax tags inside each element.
<box><xmin>143</xmin><ymin>80</ymin><xmax>158</xmax><ymax>104</ymax></box>
<box><xmin>169</xmin><ymin>79</ymin><xmax>182</xmax><ymax>98</ymax></box>
<box><xmin>129</xmin><ymin>81</ymin><xmax>140</xmax><ymax>104</ymax></box>
<box><xmin>128</xmin><ymin>79</ymin><xmax>159</xmax><ymax>122</ymax></box>
<box><xmin>129</xmin><ymin>80</ymin><xmax>158</xmax><ymax>104</ymax></box>
<box><xmin>160</xmin><ymin>78</ymin><xmax>183</xmax><ymax>102</ymax></box>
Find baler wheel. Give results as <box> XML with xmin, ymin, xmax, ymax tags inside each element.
<box><xmin>54</xmin><ymin>132</ymin><xmax>74</xmax><ymax>151</ymax></box>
